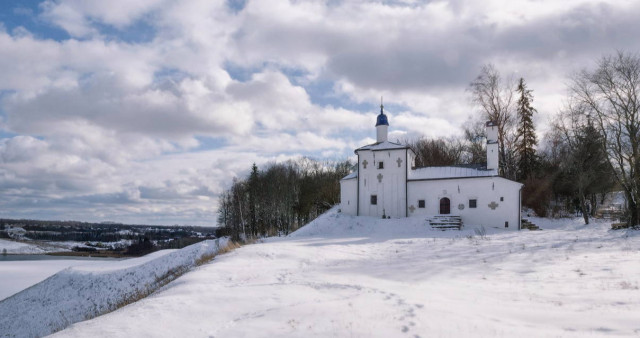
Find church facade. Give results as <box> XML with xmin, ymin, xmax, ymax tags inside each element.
<box><xmin>340</xmin><ymin>107</ymin><xmax>524</xmax><ymax>230</ymax></box>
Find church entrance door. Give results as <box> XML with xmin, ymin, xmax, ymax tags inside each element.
<box><xmin>439</xmin><ymin>197</ymin><xmax>450</xmax><ymax>214</ymax></box>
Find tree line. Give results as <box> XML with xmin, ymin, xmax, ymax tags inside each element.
<box><xmin>413</xmin><ymin>52</ymin><xmax>638</xmax><ymax>226</ymax></box>
<box><xmin>217</xmin><ymin>158</ymin><xmax>352</xmax><ymax>240</ymax></box>
<box><xmin>218</xmin><ymin>51</ymin><xmax>640</xmax><ymax>231</ymax></box>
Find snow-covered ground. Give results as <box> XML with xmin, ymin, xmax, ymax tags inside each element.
<box><xmin>44</xmin><ymin>209</ymin><xmax>640</xmax><ymax>337</ymax></box>
<box><xmin>0</xmin><ymin>239</ymin><xmax>228</xmax><ymax>337</ymax></box>
<box><xmin>0</xmin><ymin>238</ymin><xmax>66</xmax><ymax>254</ymax></box>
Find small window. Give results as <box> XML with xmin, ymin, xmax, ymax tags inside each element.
<box><xmin>371</xmin><ymin>195</ymin><xmax>377</xmax><ymax>205</ymax></box>
<box><xmin>418</xmin><ymin>200</ymin><xmax>425</xmax><ymax>208</ymax></box>
<box><xmin>378</xmin><ymin>161</ymin><xmax>384</xmax><ymax>169</ymax></box>
<box><xmin>469</xmin><ymin>199</ymin><xmax>477</xmax><ymax>208</ymax></box>
<box><xmin>500</xmin><ymin>196</ymin><xmax>504</xmax><ymax>202</ymax></box>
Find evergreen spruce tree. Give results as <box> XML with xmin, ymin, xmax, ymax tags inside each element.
<box><xmin>515</xmin><ymin>78</ymin><xmax>538</xmax><ymax>181</ymax></box>
<box><xmin>572</xmin><ymin>121</ymin><xmax>614</xmax><ymax>224</ymax></box>
<box><xmin>554</xmin><ymin>118</ymin><xmax>615</xmax><ymax>224</ymax></box>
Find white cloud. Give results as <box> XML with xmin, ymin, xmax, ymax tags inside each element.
<box><xmin>40</xmin><ymin>0</ymin><xmax>166</xmax><ymax>37</ymax></box>
<box><xmin>1</xmin><ymin>0</ymin><xmax>640</xmax><ymax>224</ymax></box>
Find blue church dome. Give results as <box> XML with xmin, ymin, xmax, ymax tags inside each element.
<box><xmin>375</xmin><ymin>105</ymin><xmax>389</xmax><ymax>126</ymax></box>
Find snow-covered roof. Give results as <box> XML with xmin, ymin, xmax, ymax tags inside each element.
<box><xmin>342</xmin><ymin>166</ymin><xmax>503</xmax><ymax>181</ymax></box>
<box><xmin>408</xmin><ymin>166</ymin><xmax>498</xmax><ymax>180</ymax></box>
<box><xmin>341</xmin><ymin>172</ymin><xmax>357</xmax><ymax>180</ymax></box>
<box><xmin>355</xmin><ymin>141</ymin><xmax>409</xmax><ymax>153</ymax></box>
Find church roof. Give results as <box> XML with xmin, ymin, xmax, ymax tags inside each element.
<box><xmin>408</xmin><ymin>166</ymin><xmax>498</xmax><ymax>181</ymax></box>
<box><xmin>341</xmin><ymin>171</ymin><xmax>358</xmax><ymax>180</ymax></box>
<box><xmin>355</xmin><ymin>140</ymin><xmax>409</xmax><ymax>153</ymax></box>
<box><xmin>342</xmin><ymin>165</ymin><xmax>523</xmax><ymax>183</ymax></box>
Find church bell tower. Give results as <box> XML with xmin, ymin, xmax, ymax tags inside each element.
<box><xmin>376</xmin><ymin>101</ymin><xmax>389</xmax><ymax>143</ymax></box>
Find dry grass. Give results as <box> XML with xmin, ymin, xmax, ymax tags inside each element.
<box><xmin>97</xmin><ymin>240</ymin><xmax>245</xmax><ymax>320</ymax></box>
<box><xmin>101</xmin><ymin>265</ymin><xmax>190</xmax><ymax>317</ymax></box>
<box><xmin>195</xmin><ymin>251</ymin><xmax>217</xmax><ymax>266</ymax></box>
<box><xmin>217</xmin><ymin>241</ymin><xmax>242</xmax><ymax>254</ymax></box>
<box><xmin>195</xmin><ymin>240</ymin><xmax>242</xmax><ymax>265</ymax></box>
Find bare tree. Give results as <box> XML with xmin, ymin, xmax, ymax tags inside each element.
<box><xmin>462</xmin><ymin>117</ymin><xmax>486</xmax><ymax>165</ymax></box>
<box><xmin>570</xmin><ymin>51</ymin><xmax>640</xmax><ymax>226</ymax></box>
<box><xmin>469</xmin><ymin>64</ymin><xmax>517</xmax><ymax>179</ymax></box>
<box><xmin>408</xmin><ymin>137</ymin><xmax>464</xmax><ymax>167</ymax></box>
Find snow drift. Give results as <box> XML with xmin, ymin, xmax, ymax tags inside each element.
<box><xmin>0</xmin><ymin>238</ymin><xmax>229</xmax><ymax>338</ymax></box>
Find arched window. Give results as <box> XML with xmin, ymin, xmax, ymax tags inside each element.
<box><xmin>439</xmin><ymin>198</ymin><xmax>450</xmax><ymax>214</ymax></box>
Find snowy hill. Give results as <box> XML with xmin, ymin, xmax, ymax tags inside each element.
<box><xmin>0</xmin><ymin>238</ymin><xmax>228</xmax><ymax>337</ymax></box>
<box><xmin>41</xmin><ymin>208</ymin><xmax>640</xmax><ymax>337</ymax></box>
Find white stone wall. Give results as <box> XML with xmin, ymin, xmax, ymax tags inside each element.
<box><xmin>487</xmin><ymin>124</ymin><xmax>498</xmax><ymax>142</ymax></box>
<box><xmin>487</xmin><ymin>143</ymin><xmax>499</xmax><ymax>171</ymax></box>
<box><xmin>376</xmin><ymin>125</ymin><xmax>388</xmax><ymax>142</ymax></box>
<box><xmin>407</xmin><ymin>176</ymin><xmax>522</xmax><ymax>230</ymax></box>
<box><xmin>357</xmin><ymin>149</ymin><xmax>408</xmax><ymax>218</ymax></box>
<box><xmin>340</xmin><ymin>178</ymin><xmax>357</xmax><ymax>215</ymax></box>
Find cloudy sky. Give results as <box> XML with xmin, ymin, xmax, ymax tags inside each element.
<box><xmin>0</xmin><ymin>0</ymin><xmax>638</xmax><ymax>226</ymax></box>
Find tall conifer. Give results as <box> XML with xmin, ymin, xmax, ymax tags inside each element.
<box><xmin>515</xmin><ymin>78</ymin><xmax>538</xmax><ymax>180</ymax></box>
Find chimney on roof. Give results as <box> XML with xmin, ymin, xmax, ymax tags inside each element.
<box><xmin>486</xmin><ymin>121</ymin><xmax>499</xmax><ymax>171</ymax></box>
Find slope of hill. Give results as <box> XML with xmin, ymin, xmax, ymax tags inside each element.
<box><xmin>47</xmin><ymin>208</ymin><xmax>640</xmax><ymax>337</ymax></box>
<box><xmin>0</xmin><ymin>238</ymin><xmax>228</xmax><ymax>337</ymax></box>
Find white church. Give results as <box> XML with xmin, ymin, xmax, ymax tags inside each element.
<box><xmin>340</xmin><ymin>106</ymin><xmax>524</xmax><ymax>230</ymax></box>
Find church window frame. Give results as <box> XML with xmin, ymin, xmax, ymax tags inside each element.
<box><xmin>378</xmin><ymin>161</ymin><xmax>384</xmax><ymax>169</ymax></box>
<box><xmin>371</xmin><ymin>195</ymin><xmax>377</xmax><ymax>205</ymax></box>
<box><xmin>418</xmin><ymin>200</ymin><xmax>425</xmax><ymax>208</ymax></box>
<box><xmin>469</xmin><ymin>199</ymin><xmax>477</xmax><ymax>208</ymax></box>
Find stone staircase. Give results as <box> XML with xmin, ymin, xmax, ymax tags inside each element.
<box><xmin>611</xmin><ymin>222</ymin><xmax>629</xmax><ymax>230</ymax></box>
<box><xmin>428</xmin><ymin>215</ymin><xmax>463</xmax><ymax>230</ymax></box>
<box><xmin>521</xmin><ymin>219</ymin><xmax>539</xmax><ymax>230</ymax></box>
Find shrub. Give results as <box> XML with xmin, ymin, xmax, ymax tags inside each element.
<box><xmin>522</xmin><ymin>177</ymin><xmax>552</xmax><ymax>217</ymax></box>
<box><xmin>474</xmin><ymin>226</ymin><xmax>488</xmax><ymax>240</ymax></box>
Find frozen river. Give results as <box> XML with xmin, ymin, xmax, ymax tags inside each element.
<box><xmin>0</xmin><ymin>255</ymin><xmax>122</xmax><ymax>301</ymax></box>
<box><xmin>0</xmin><ymin>254</ymin><xmax>119</xmax><ymax>261</ymax></box>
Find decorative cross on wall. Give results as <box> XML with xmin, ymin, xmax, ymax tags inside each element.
<box><xmin>488</xmin><ymin>201</ymin><xmax>499</xmax><ymax>210</ymax></box>
<box><xmin>409</xmin><ymin>205</ymin><xmax>415</xmax><ymax>213</ymax></box>
<box><xmin>377</xmin><ymin>173</ymin><xmax>383</xmax><ymax>183</ymax></box>
<box><xmin>396</xmin><ymin>157</ymin><xmax>403</xmax><ymax>167</ymax></box>
<box><xmin>362</xmin><ymin>160</ymin><xmax>368</xmax><ymax>169</ymax></box>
